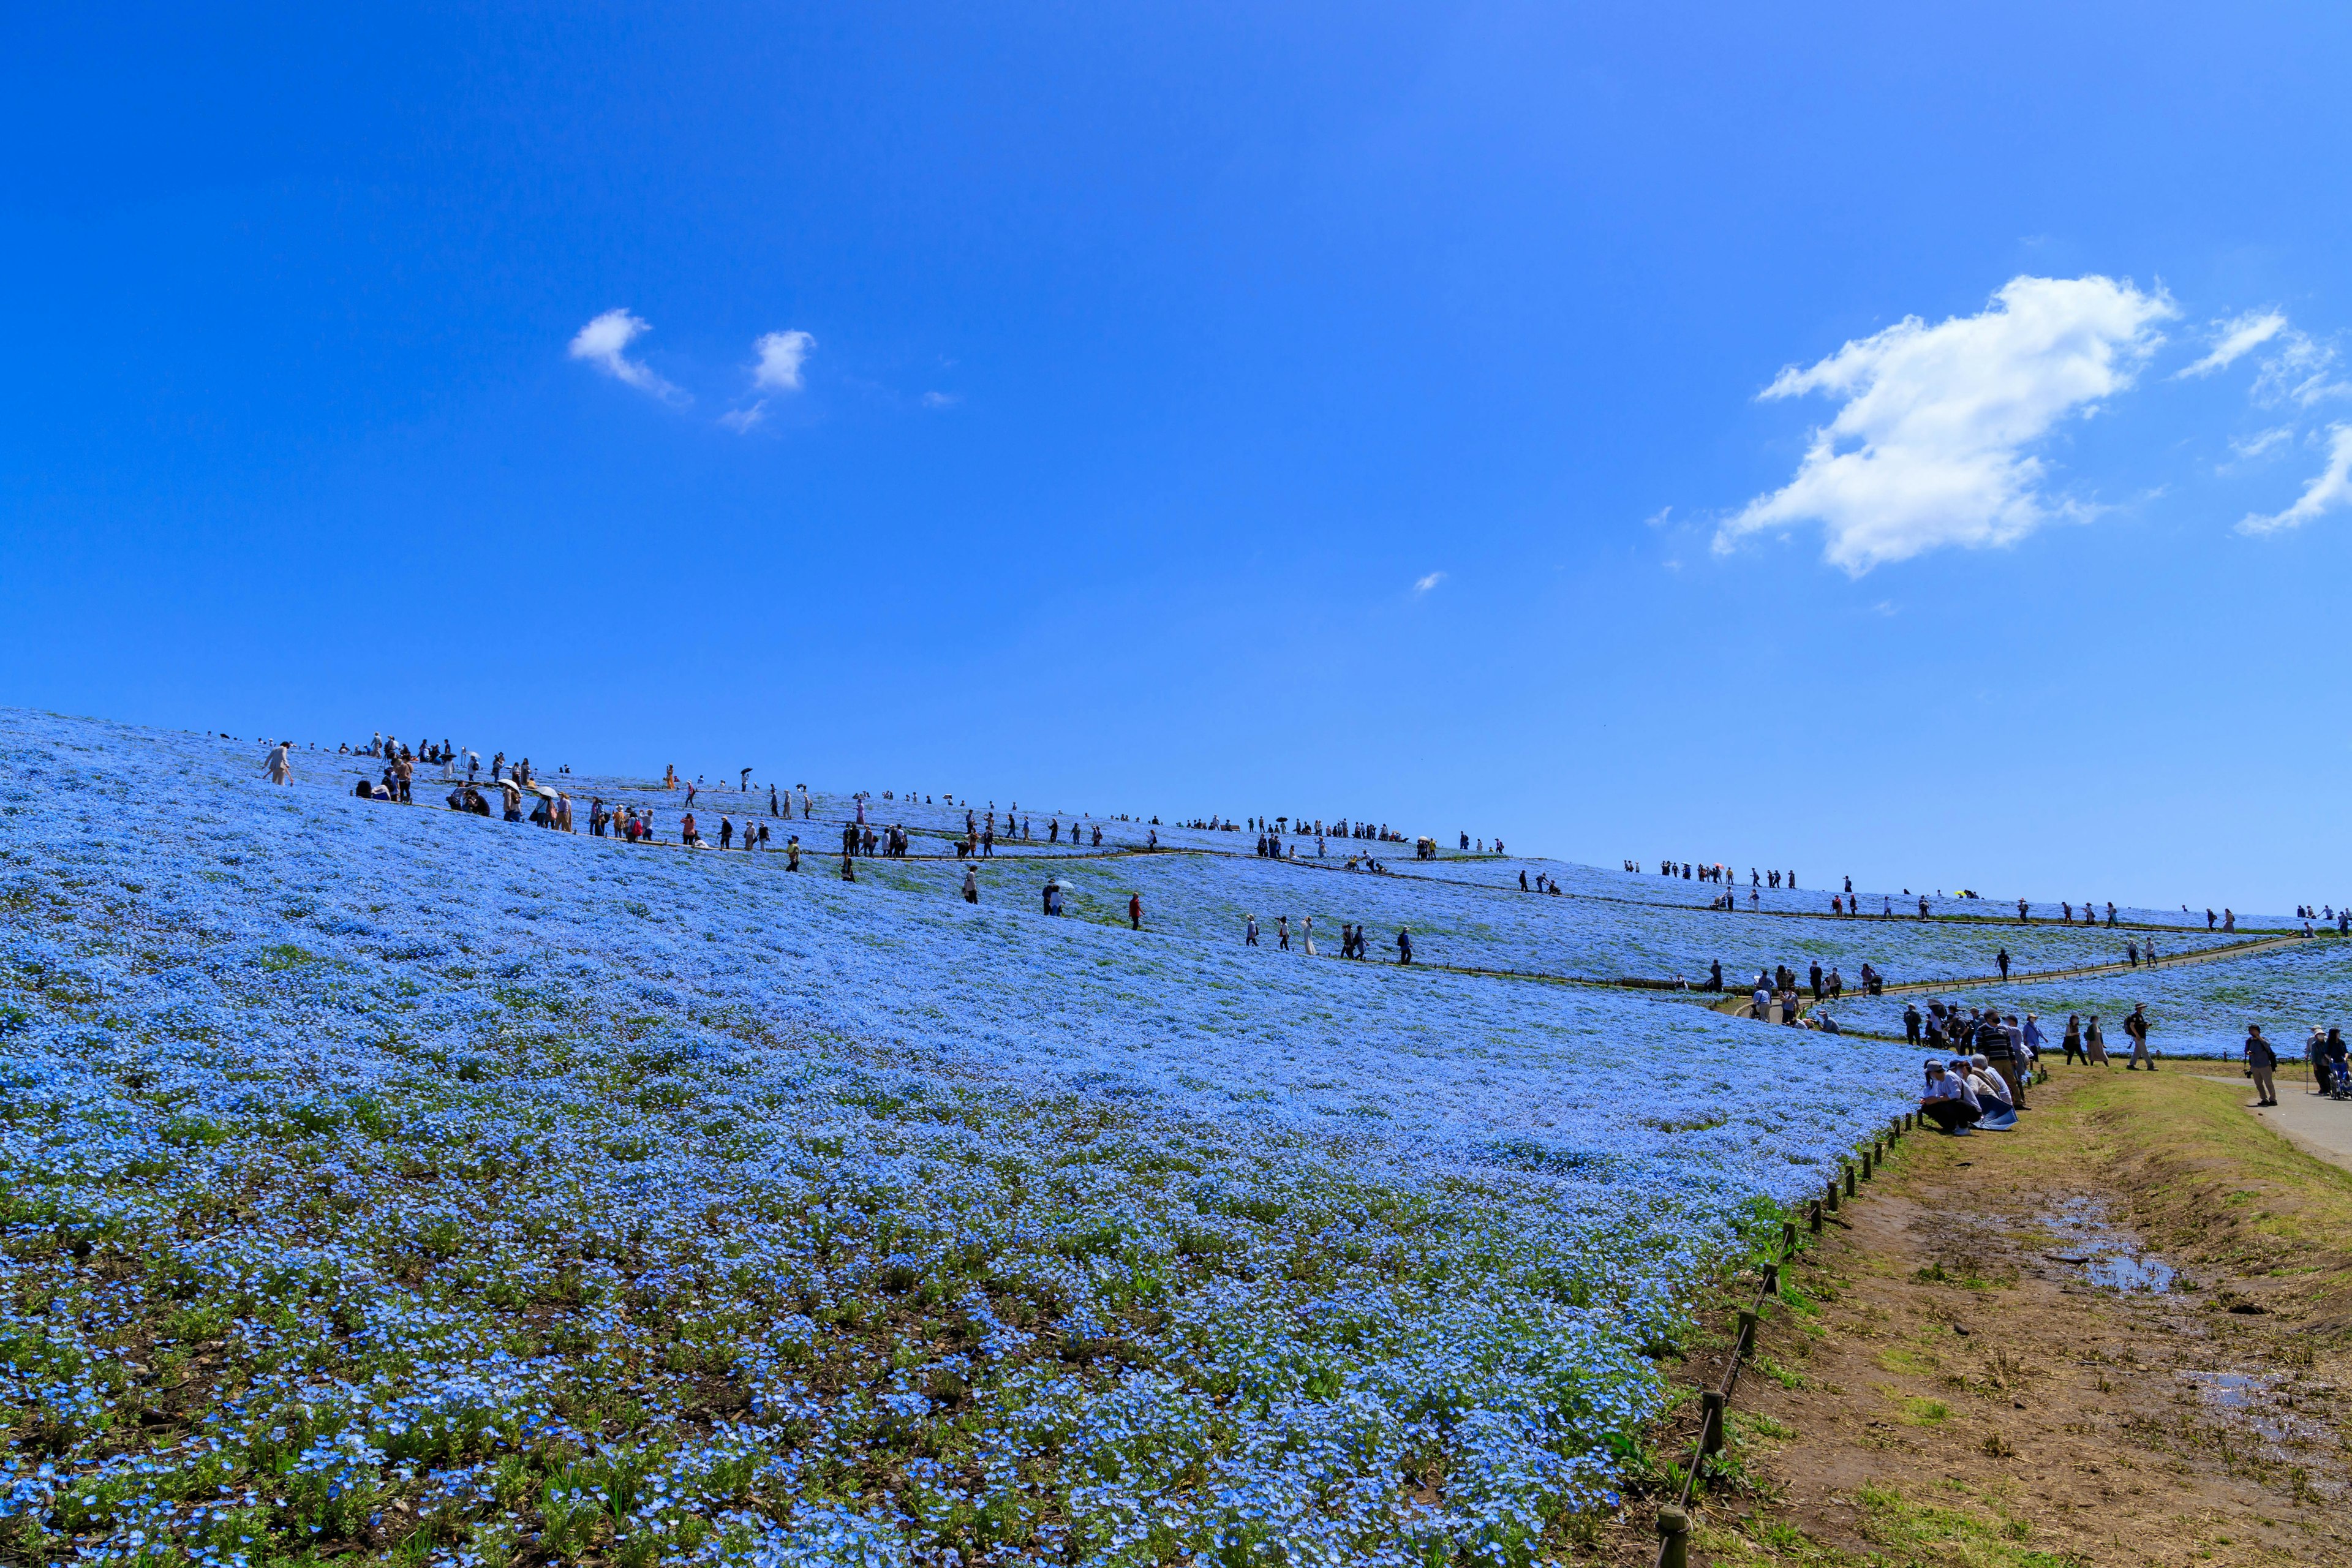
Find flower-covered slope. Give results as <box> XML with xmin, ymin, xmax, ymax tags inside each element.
<box><xmin>1</xmin><ymin>712</ymin><xmax>1918</xmax><ymax>1568</ymax></box>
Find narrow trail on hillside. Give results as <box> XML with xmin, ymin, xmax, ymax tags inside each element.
<box><xmin>1706</xmin><ymin>930</ymin><xmax>2323</xmax><ymax>1020</ymax></box>
<box><xmin>424</xmin><ymin>801</ymin><xmax>2334</xmax><ymax>1010</ymax></box>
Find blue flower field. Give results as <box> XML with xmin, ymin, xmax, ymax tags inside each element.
<box><xmin>0</xmin><ymin>710</ymin><xmax>2251</xmax><ymax>1567</ymax></box>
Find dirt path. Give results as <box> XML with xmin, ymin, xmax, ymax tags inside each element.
<box><xmin>1660</xmin><ymin>1068</ymin><xmax>2352</xmax><ymax>1567</ymax></box>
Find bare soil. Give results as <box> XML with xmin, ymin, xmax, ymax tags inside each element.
<box><xmin>1584</xmin><ymin>1066</ymin><xmax>2352</xmax><ymax>1567</ymax></box>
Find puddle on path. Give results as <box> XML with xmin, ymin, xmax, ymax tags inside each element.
<box><xmin>2180</xmin><ymin>1370</ymin><xmax>2343</xmax><ymax>1485</ymax></box>
<box><xmin>2040</xmin><ymin>1196</ymin><xmax>2176</xmax><ymax>1293</ymax></box>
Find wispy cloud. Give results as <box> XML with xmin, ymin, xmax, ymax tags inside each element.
<box><xmin>1717</xmin><ymin>274</ymin><xmax>2174</xmax><ymax>573</ymax></box>
<box><xmin>752</xmin><ymin>330</ymin><xmax>815</xmax><ymax>391</ymax></box>
<box><xmin>1643</xmin><ymin>505</ymin><xmax>1673</xmax><ymax>527</ymax></box>
<box><xmin>921</xmin><ymin>391</ymin><xmax>960</xmax><ymax>409</ymax></box>
<box><xmin>718</xmin><ymin>404</ymin><xmax>766</xmax><ymax>433</ymax></box>
<box><xmin>2240</xmin><ymin>424</ymin><xmax>2352</xmax><ymax>535</ymax></box>
<box><xmin>2177</xmin><ymin>309</ymin><xmax>2288</xmax><ymax>379</ymax></box>
<box><xmin>2250</xmin><ymin>330</ymin><xmax>2350</xmax><ymax>409</ymax></box>
<box><xmin>1412</xmin><ymin>571</ymin><xmax>1446</xmax><ymax>594</ymax></box>
<box><xmin>2230</xmin><ymin>426</ymin><xmax>2294</xmax><ymax>461</ymax></box>
<box><xmin>568</xmin><ymin>309</ymin><xmax>686</xmax><ymax>403</ymax></box>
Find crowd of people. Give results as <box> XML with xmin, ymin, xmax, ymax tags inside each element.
<box><xmin>264</xmin><ymin>738</ymin><xmax>2352</xmax><ymax>1097</ymax></box>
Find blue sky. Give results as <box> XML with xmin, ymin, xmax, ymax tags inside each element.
<box><xmin>5</xmin><ymin>4</ymin><xmax>2350</xmax><ymax>910</ymax></box>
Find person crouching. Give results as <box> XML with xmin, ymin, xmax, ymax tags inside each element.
<box><xmin>1920</xmin><ymin>1059</ymin><xmax>1981</xmax><ymax>1136</ymax></box>
<box><xmin>1968</xmin><ymin>1053</ymin><xmax>2019</xmax><ymax>1129</ymax></box>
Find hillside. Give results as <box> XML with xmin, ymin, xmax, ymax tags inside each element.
<box><xmin>0</xmin><ymin>710</ymin><xmax>2275</xmax><ymax>1566</ymax></box>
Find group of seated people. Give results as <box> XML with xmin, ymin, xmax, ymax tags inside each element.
<box><xmin>443</xmin><ymin>782</ymin><xmax>527</xmax><ymax>822</ymax></box>
<box><xmin>1919</xmin><ymin>1052</ymin><xmax>2026</xmax><ymax>1135</ymax></box>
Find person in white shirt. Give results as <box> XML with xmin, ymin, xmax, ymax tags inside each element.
<box><xmin>1967</xmin><ymin>1053</ymin><xmax>2018</xmax><ymax>1128</ymax></box>
<box><xmin>1920</xmin><ymin>1060</ymin><xmax>1980</xmax><ymax>1135</ymax></box>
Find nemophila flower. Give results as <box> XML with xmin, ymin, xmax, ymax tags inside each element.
<box><xmin>1</xmin><ymin>711</ymin><xmax>1932</xmax><ymax>1565</ymax></box>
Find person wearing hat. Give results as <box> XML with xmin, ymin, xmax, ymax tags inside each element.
<box><xmin>2124</xmin><ymin>1004</ymin><xmax>2154</xmax><ymax>1069</ymax></box>
<box><xmin>1920</xmin><ymin>1060</ymin><xmax>1979</xmax><ymax>1134</ymax></box>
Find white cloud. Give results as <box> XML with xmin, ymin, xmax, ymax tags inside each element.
<box><xmin>752</xmin><ymin>330</ymin><xmax>815</xmax><ymax>391</ymax></box>
<box><xmin>2177</xmin><ymin>310</ymin><xmax>2287</xmax><ymax>379</ymax></box>
<box><xmin>1412</xmin><ymin>571</ymin><xmax>1446</xmax><ymax>594</ymax></box>
<box><xmin>568</xmin><ymin>309</ymin><xmax>685</xmax><ymax>403</ymax></box>
<box><xmin>921</xmin><ymin>391</ymin><xmax>960</xmax><ymax>409</ymax></box>
<box><xmin>1643</xmin><ymin>505</ymin><xmax>1673</xmax><ymax>527</ymax></box>
<box><xmin>718</xmin><ymin>402</ymin><xmax>767</xmax><ymax>433</ymax></box>
<box><xmin>2230</xmin><ymin>426</ymin><xmax>2294</xmax><ymax>461</ymax></box>
<box><xmin>1717</xmin><ymin>275</ymin><xmax>2174</xmax><ymax>573</ymax></box>
<box><xmin>2239</xmin><ymin>424</ymin><xmax>2352</xmax><ymax>535</ymax></box>
<box><xmin>2250</xmin><ymin>330</ymin><xmax>2349</xmax><ymax>408</ymax></box>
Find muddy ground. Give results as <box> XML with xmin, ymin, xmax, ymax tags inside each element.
<box><xmin>1586</xmin><ymin>1066</ymin><xmax>2352</xmax><ymax>1567</ymax></box>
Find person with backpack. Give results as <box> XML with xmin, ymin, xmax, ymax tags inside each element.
<box><xmin>2124</xmin><ymin>1005</ymin><xmax>2154</xmax><ymax>1070</ymax></box>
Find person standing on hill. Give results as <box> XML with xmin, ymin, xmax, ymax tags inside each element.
<box><xmin>263</xmin><ymin>741</ymin><xmax>294</xmax><ymax>785</ymax></box>
<box><xmin>770</xmin><ymin>784</ymin><xmax>780</xmax><ymax>817</ymax></box>
<box><xmin>1996</xmin><ymin>948</ymin><xmax>2011</xmax><ymax>980</ymax></box>
<box><xmin>2124</xmin><ymin>1005</ymin><xmax>2154</xmax><ymax>1069</ymax></box>
<box><xmin>962</xmin><ymin>866</ymin><xmax>979</xmax><ymax>903</ymax></box>
<box><xmin>786</xmin><ymin>835</ymin><xmax>801</xmax><ymax>870</ymax></box>
<box><xmin>2086</xmin><ymin>1014</ymin><xmax>2109</xmax><ymax>1066</ymax></box>
<box><xmin>1129</xmin><ymin>892</ymin><xmax>1142</xmax><ymax>930</ymax></box>
<box><xmin>1396</xmin><ymin>927</ymin><xmax>1414</xmax><ymax>964</ymax></box>
<box><xmin>1245</xmin><ymin>914</ymin><xmax>1260</xmax><ymax>946</ymax></box>
<box><xmin>1904</xmin><ymin>1003</ymin><xmax>1923</xmax><ymax>1044</ymax></box>
<box><xmin>1975</xmin><ymin>1011</ymin><xmax>2024</xmax><ymax>1107</ymax></box>
<box><xmin>2244</xmin><ymin>1025</ymin><xmax>2278</xmax><ymax>1106</ymax></box>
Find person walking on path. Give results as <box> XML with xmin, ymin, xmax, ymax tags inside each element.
<box><xmin>2086</xmin><ymin>1014</ymin><xmax>2110</xmax><ymax>1066</ymax></box>
<box><xmin>2022</xmin><ymin>1012</ymin><xmax>2045</xmax><ymax>1065</ymax></box>
<box><xmin>2244</xmin><ymin>1025</ymin><xmax>2279</xmax><ymax>1107</ymax></box>
<box><xmin>1395</xmin><ymin>927</ymin><xmax>1414</xmax><ymax>964</ymax></box>
<box><xmin>1129</xmin><ymin>892</ymin><xmax>1142</xmax><ymax>930</ymax></box>
<box><xmin>2061</xmin><ymin>1014</ymin><xmax>2085</xmax><ymax>1065</ymax></box>
<box><xmin>1996</xmin><ymin>947</ymin><xmax>2011</xmax><ymax>981</ymax></box>
<box><xmin>2124</xmin><ymin>1005</ymin><xmax>2155</xmax><ymax>1070</ymax></box>
<box><xmin>1245</xmin><ymin>914</ymin><xmax>1260</xmax><ymax>947</ymax></box>
<box><xmin>1277</xmin><ymin>914</ymin><xmax>1291</xmax><ymax>951</ymax></box>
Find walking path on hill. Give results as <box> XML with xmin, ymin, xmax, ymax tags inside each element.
<box><xmin>1282</xmin><ymin>852</ymin><xmax>2271</xmax><ymax>937</ymax></box>
<box><xmin>2188</xmin><ymin>1072</ymin><xmax>2352</xmax><ymax>1175</ymax></box>
<box><xmin>1709</xmin><ymin>930</ymin><xmax>2320</xmax><ymax>1020</ymax></box>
